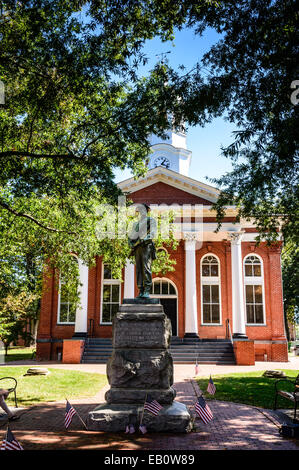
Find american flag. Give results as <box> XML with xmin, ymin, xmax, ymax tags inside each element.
<box><xmin>125</xmin><ymin>424</ymin><xmax>135</xmax><ymax>434</ymax></box>
<box><xmin>139</xmin><ymin>424</ymin><xmax>147</xmax><ymax>434</ymax></box>
<box><xmin>207</xmin><ymin>375</ymin><xmax>216</xmax><ymax>395</ymax></box>
<box><xmin>1</xmin><ymin>427</ymin><xmax>23</xmax><ymax>451</ymax></box>
<box><xmin>144</xmin><ymin>395</ymin><xmax>163</xmax><ymax>416</ymax></box>
<box><xmin>64</xmin><ymin>400</ymin><xmax>77</xmax><ymax>429</ymax></box>
<box><xmin>195</xmin><ymin>395</ymin><xmax>213</xmax><ymax>424</ymax></box>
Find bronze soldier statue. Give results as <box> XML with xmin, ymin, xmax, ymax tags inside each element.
<box><xmin>128</xmin><ymin>203</ymin><xmax>157</xmax><ymax>298</ymax></box>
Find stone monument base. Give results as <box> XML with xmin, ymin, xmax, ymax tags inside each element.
<box><xmin>105</xmin><ymin>387</ymin><xmax>176</xmax><ymax>405</ymax></box>
<box><xmin>87</xmin><ymin>401</ymin><xmax>192</xmax><ymax>433</ymax></box>
<box><xmin>87</xmin><ymin>299</ymin><xmax>192</xmax><ymax>433</ymax></box>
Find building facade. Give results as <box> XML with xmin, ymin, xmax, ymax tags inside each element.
<box><xmin>37</xmin><ymin>128</ymin><xmax>288</xmax><ymax>364</ymax></box>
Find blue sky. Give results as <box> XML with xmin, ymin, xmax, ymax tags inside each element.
<box><xmin>114</xmin><ymin>26</ymin><xmax>237</xmax><ymax>185</ymax></box>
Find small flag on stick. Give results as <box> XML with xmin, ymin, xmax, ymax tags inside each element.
<box><xmin>139</xmin><ymin>424</ymin><xmax>147</xmax><ymax>434</ymax></box>
<box><xmin>64</xmin><ymin>399</ymin><xmax>87</xmax><ymax>430</ymax></box>
<box><xmin>125</xmin><ymin>424</ymin><xmax>135</xmax><ymax>434</ymax></box>
<box><xmin>65</xmin><ymin>400</ymin><xmax>76</xmax><ymax>429</ymax></box>
<box><xmin>207</xmin><ymin>375</ymin><xmax>216</xmax><ymax>395</ymax></box>
<box><xmin>144</xmin><ymin>395</ymin><xmax>163</xmax><ymax>416</ymax></box>
<box><xmin>194</xmin><ymin>395</ymin><xmax>213</xmax><ymax>424</ymax></box>
<box><xmin>1</xmin><ymin>427</ymin><xmax>23</xmax><ymax>451</ymax></box>
<box><xmin>195</xmin><ymin>359</ymin><xmax>199</xmax><ymax>376</ymax></box>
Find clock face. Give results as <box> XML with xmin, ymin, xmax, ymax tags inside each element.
<box><xmin>154</xmin><ymin>156</ymin><xmax>170</xmax><ymax>169</ymax></box>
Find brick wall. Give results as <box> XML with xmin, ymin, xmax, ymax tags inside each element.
<box><xmin>234</xmin><ymin>340</ymin><xmax>255</xmax><ymax>365</ymax></box>
<box><xmin>271</xmin><ymin>342</ymin><xmax>288</xmax><ymax>362</ymax></box>
<box><xmin>62</xmin><ymin>339</ymin><xmax>85</xmax><ymax>364</ymax></box>
<box><xmin>195</xmin><ymin>242</ymin><xmax>231</xmax><ymax>340</ymax></box>
<box><xmin>128</xmin><ymin>181</ymin><xmax>213</xmax><ymax>206</ymax></box>
<box><xmin>36</xmin><ymin>263</ymin><xmax>75</xmax><ymax>360</ymax></box>
<box><xmin>37</xmin><ymin>183</ymin><xmax>287</xmax><ymax>364</ymax></box>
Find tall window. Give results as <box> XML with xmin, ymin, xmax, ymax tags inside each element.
<box><xmin>201</xmin><ymin>255</ymin><xmax>221</xmax><ymax>324</ymax></box>
<box><xmin>244</xmin><ymin>255</ymin><xmax>265</xmax><ymax>324</ymax></box>
<box><xmin>101</xmin><ymin>264</ymin><xmax>121</xmax><ymax>324</ymax></box>
<box><xmin>57</xmin><ymin>256</ymin><xmax>79</xmax><ymax>324</ymax></box>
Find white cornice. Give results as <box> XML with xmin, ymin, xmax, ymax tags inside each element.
<box><xmin>150</xmin><ymin>143</ymin><xmax>191</xmax><ymax>158</ymax></box>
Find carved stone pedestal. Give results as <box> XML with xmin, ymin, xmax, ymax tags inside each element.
<box><xmin>87</xmin><ymin>299</ymin><xmax>192</xmax><ymax>433</ymax></box>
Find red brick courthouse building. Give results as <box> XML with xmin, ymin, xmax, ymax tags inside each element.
<box><xmin>37</xmin><ymin>128</ymin><xmax>288</xmax><ymax>365</ymax></box>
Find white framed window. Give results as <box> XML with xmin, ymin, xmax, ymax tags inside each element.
<box><xmin>244</xmin><ymin>254</ymin><xmax>265</xmax><ymax>325</ymax></box>
<box><xmin>201</xmin><ymin>254</ymin><xmax>221</xmax><ymax>325</ymax></box>
<box><xmin>100</xmin><ymin>264</ymin><xmax>121</xmax><ymax>324</ymax></box>
<box><xmin>57</xmin><ymin>256</ymin><xmax>79</xmax><ymax>324</ymax></box>
<box><xmin>151</xmin><ymin>278</ymin><xmax>177</xmax><ymax>296</ymax></box>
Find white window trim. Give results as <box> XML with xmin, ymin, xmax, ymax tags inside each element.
<box><xmin>200</xmin><ymin>254</ymin><xmax>222</xmax><ymax>326</ymax></box>
<box><xmin>150</xmin><ymin>277</ymin><xmax>178</xmax><ymax>297</ymax></box>
<box><xmin>243</xmin><ymin>254</ymin><xmax>266</xmax><ymax>326</ymax></box>
<box><xmin>57</xmin><ymin>255</ymin><xmax>78</xmax><ymax>325</ymax></box>
<box><xmin>100</xmin><ymin>263</ymin><xmax>121</xmax><ymax>325</ymax></box>
<box><xmin>156</xmin><ymin>247</ymin><xmax>168</xmax><ymax>254</ymax></box>
<box><xmin>57</xmin><ymin>279</ymin><xmax>75</xmax><ymax>325</ymax></box>
<box><xmin>150</xmin><ymin>277</ymin><xmax>178</xmax><ymax>335</ymax></box>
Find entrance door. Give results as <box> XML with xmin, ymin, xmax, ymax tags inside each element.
<box><xmin>159</xmin><ymin>298</ymin><xmax>177</xmax><ymax>336</ymax></box>
<box><xmin>151</xmin><ymin>279</ymin><xmax>178</xmax><ymax>336</ymax></box>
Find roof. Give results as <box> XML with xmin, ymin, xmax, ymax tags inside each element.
<box><xmin>117</xmin><ymin>166</ymin><xmax>221</xmax><ymax>204</ymax></box>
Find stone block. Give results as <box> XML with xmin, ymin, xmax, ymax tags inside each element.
<box><xmin>142</xmin><ymin>401</ymin><xmax>193</xmax><ymax>433</ymax></box>
<box><xmin>122</xmin><ymin>298</ymin><xmax>160</xmax><ymax>305</ymax></box>
<box><xmin>87</xmin><ymin>401</ymin><xmax>192</xmax><ymax>433</ymax></box>
<box><xmin>88</xmin><ymin>404</ymin><xmax>140</xmax><ymax>433</ymax></box>
<box><xmin>112</xmin><ymin>312</ymin><xmax>171</xmax><ymax>349</ymax></box>
<box><xmin>105</xmin><ymin>387</ymin><xmax>176</xmax><ymax>405</ymax></box>
<box><xmin>118</xmin><ymin>304</ymin><xmax>164</xmax><ymax>313</ymax></box>
<box><xmin>107</xmin><ymin>349</ymin><xmax>173</xmax><ymax>389</ymax></box>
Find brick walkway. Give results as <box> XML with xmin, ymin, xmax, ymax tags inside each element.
<box><xmin>1</xmin><ymin>362</ymin><xmax>299</xmax><ymax>451</ymax></box>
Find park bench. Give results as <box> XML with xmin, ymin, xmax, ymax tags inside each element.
<box><xmin>274</xmin><ymin>373</ymin><xmax>299</xmax><ymax>422</ymax></box>
<box><xmin>0</xmin><ymin>377</ymin><xmax>18</xmax><ymax>408</ymax></box>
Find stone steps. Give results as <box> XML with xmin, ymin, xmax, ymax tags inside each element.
<box><xmin>81</xmin><ymin>338</ymin><xmax>236</xmax><ymax>364</ymax></box>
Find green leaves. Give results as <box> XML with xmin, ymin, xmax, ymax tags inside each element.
<box><xmin>0</xmin><ymin>291</ymin><xmax>38</xmax><ymax>352</ymax></box>
<box><xmin>1</xmin><ymin>1</ymin><xmax>297</xmax><ymax>324</ymax></box>
<box><xmin>0</xmin><ymin>1</ymin><xmax>194</xmax><ymax>296</ymax></box>
<box><xmin>178</xmin><ymin>0</ymin><xmax>299</xmax><ymax>246</ymax></box>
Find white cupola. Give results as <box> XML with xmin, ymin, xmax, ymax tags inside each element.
<box><xmin>148</xmin><ymin>125</ymin><xmax>192</xmax><ymax>177</ymax></box>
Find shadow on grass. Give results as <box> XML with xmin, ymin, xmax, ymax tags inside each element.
<box><xmin>197</xmin><ymin>370</ymin><xmax>298</xmax><ymax>409</ymax></box>
<box><xmin>4</xmin><ymin>354</ymin><xmax>35</xmax><ymax>363</ymax></box>
<box><xmin>1</xmin><ymin>366</ymin><xmax>108</xmax><ymax>408</ymax></box>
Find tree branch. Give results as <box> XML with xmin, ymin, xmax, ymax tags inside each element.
<box><xmin>0</xmin><ymin>199</ymin><xmax>77</xmax><ymax>234</ymax></box>
<box><xmin>0</xmin><ymin>150</ymin><xmax>77</xmax><ymax>159</ymax></box>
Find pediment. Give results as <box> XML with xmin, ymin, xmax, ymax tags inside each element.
<box><xmin>117</xmin><ymin>167</ymin><xmax>220</xmax><ymax>205</ymax></box>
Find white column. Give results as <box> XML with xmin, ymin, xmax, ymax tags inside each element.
<box><xmin>228</xmin><ymin>231</ymin><xmax>247</xmax><ymax>338</ymax></box>
<box><xmin>124</xmin><ymin>259</ymin><xmax>135</xmax><ymax>299</ymax></box>
<box><xmin>74</xmin><ymin>259</ymin><xmax>89</xmax><ymax>337</ymax></box>
<box><xmin>184</xmin><ymin>234</ymin><xmax>199</xmax><ymax>337</ymax></box>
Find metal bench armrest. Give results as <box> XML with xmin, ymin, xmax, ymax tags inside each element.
<box><xmin>0</xmin><ymin>377</ymin><xmax>18</xmax><ymax>407</ymax></box>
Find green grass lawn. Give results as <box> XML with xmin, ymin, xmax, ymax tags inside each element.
<box><xmin>2</xmin><ymin>346</ymin><xmax>36</xmax><ymax>362</ymax></box>
<box><xmin>197</xmin><ymin>370</ymin><xmax>299</xmax><ymax>409</ymax></box>
<box><xmin>0</xmin><ymin>366</ymin><xmax>107</xmax><ymax>407</ymax></box>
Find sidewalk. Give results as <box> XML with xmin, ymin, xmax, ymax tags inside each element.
<box><xmin>0</xmin><ymin>358</ymin><xmax>299</xmax><ymax>450</ymax></box>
